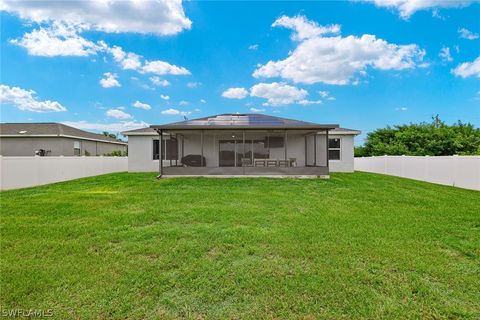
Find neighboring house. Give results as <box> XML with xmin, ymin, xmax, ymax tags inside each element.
<box><xmin>0</xmin><ymin>123</ymin><xmax>127</xmax><ymax>156</ymax></box>
<box><xmin>123</xmin><ymin>114</ymin><xmax>360</xmax><ymax>177</ymax></box>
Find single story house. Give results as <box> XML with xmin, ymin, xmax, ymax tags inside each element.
<box><xmin>123</xmin><ymin>114</ymin><xmax>360</xmax><ymax>177</ymax></box>
<box><xmin>0</xmin><ymin>123</ymin><xmax>127</xmax><ymax>156</ymax></box>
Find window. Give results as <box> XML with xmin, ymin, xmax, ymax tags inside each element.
<box><xmin>74</xmin><ymin>141</ymin><xmax>81</xmax><ymax>156</ymax></box>
<box><xmin>153</xmin><ymin>139</ymin><xmax>159</xmax><ymax>160</ymax></box>
<box><xmin>267</xmin><ymin>136</ymin><xmax>284</xmax><ymax>148</ymax></box>
<box><xmin>328</xmin><ymin>138</ymin><xmax>341</xmax><ymax>160</ymax></box>
<box><xmin>153</xmin><ymin>137</ymin><xmax>178</xmax><ymax>160</ymax></box>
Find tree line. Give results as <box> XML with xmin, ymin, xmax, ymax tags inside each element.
<box><xmin>355</xmin><ymin>117</ymin><xmax>480</xmax><ymax>157</ymax></box>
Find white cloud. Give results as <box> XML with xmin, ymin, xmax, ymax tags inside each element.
<box><xmin>327</xmin><ymin>96</ymin><xmax>336</xmax><ymax>101</ymax></box>
<box><xmin>318</xmin><ymin>91</ymin><xmax>329</xmax><ymax>98</ymax></box>
<box><xmin>452</xmin><ymin>56</ymin><xmax>480</xmax><ymax>78</ymax></box>
<box><xmin>396</xmin><ymin>107</ymin><xmax>408</xmax><ymax>111</ymax></box>
<box><xmin>0</xmin><ymin>84</ymin><xmax>66</xmax><ymax>112</ymax></box>
<box><xmin>142</xmin><ymin>60</ymin><xmax>190</xmax><ymax>76</ymax></box>
<box><xmin>109</xmin><ymin>45</ymin><xmax>142</xmax><ymax>70</ymax></box>
<box><xmin>99</xmin><ymin>72</ymin><xmax>120</xmax><ymax>88</ymax></box>
<box><xmin>132</xmin><ymin>101</ymin><xmax>151</xmax><ymax>110</ymax></box>
<box><xmin>431</xmin><ymin>9</ymin><xmax>444</xmax><ymax>19</ymax></box>
<box><xmin>106</xmin><ymin>108</ymin><xmax>132</xmax><ymax>119</ymax></box>
<box><xmin>10</xmin><ymin>22</ymin><xmax>99</xmax><ymax>57</ymax></box>
<box><xmin>250</xmin><ymin>82</ymin><xmax>308</xmax><ymax>106</ymax></box>
<box><xmin>249</xmin><ymin>44</ymin><xmax>259</xmax><ymax>50</ymax></box>
<box><xmin>11</xmin><ymin>26</ymin><xmax>191</xmax><ymax>78</ymax></box>
<box><xmin>272</xmin><ymin>15</ymin><xmax>340</xmax><ymax>41</ymax></box>
<box><xmin>363</xmin><ymin>0</ymin><xmax>476</xmax><ymax>19</ymax></box>
<box><xmin>7</xmin><ymin>8</ymin><xmax>192</xmax><ymax>80</ymax></box>
<box><xmin>297</xmin><ymin>99</ymin><xmax>323</xmax><ymax>105</ymax></box>
<box><xmin>11</xmin><ymin>30</ymin><xmax>191</xmax><ymax>83</ymax></box>
<box><xmin>458</xmin><ymin>28</ymin><xmax>479</xmax><ymax>40</ymax></box>
<box><xmin>179</xmin><ymin>100</ymin><xmax>189</xmax><ymax>106</ymax></box>
<box><xmin>139</xmin><ymin>84</ymin><xmax>154</xmax><ymax>91</ymax></box>
<box><xmin>187</xmin><ymin>82</ymin><xmax>201</xmax><ymax>88</ymax></box>
<box><xmin>439</xmin><ymin>47</ymin><xmax>453</xmax><ymax>62</ymax></box>
<box><xmin>1</xmin><ymin>0</ymin><xmax>191</xmax><ymax>35</ymax></box>
<box><xmin>160</xmin><ymin>95</ymin><xmax>170</xmax><ymax>100</ymax></box>
<box><xmin>200</xmin><ymin>99</ymin><xmax>206</xmax><ymax>103</ymax></box>
<box><xmin>254</xmin><ymin>15</ymin><xmax>425</xmax><ymax>85</ymax></box>
<box><xmin>250</xmin><ymin>107</ymin><xmax>266</xmax><ymax>113</ymax></box>
<box><xmin>222</xmin><ymin>87</ymin><xmax>249</xmax><ymax>99</ymax></box>
<box><xmin>149</xmin><ymin>76</ymin><xmax>170</xmax><ymax>87</ymax></box>
<box><xmin>62</xmin><ymin>120</ymin><xmax>148</xmax><ymax>133</ymax></box>
<box><xmin>161</xmin><ymin>108</ymin><xmax>191</xmax><ymax>116</ymax></box>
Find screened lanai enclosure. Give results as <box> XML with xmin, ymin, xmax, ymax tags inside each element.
<box><xmin>151</xmin><ymin>114</ymin><xmax>338</xmax><ymax>177</ymax></box>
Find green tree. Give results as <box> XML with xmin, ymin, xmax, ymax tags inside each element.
<box><xmin>356</xmin><ymin>118</ymin><xmax>480</xmax><ymax>157</ymax></box>
<box><xmin>102</xmin><ymin>131</ymin><xmax>118</xmax><ymax>139</ymax></box>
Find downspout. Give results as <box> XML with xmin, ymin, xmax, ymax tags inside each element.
<box><xmin>326</xmin><ymin>129</ymin><xmax>329</xmax><ymax>170</ymax></box>
<box><xmin>201</xmin><ymin>130</ymin><xmax>204</xmax><ymax>167</ymax></box>
<box><xmin>242</xmin><ymin>130</ymin><xmax>245</xmax><ymax>175</ymax></box>
<box><xmin>157</xmin><ymin>129</ymin><xmax>163</xmax><ymax>179</ymax></box>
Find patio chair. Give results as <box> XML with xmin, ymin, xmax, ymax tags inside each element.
<box><xmin>278</xmin><ymin>160</ymin><xmax>288</xmax><ymax>167</ymax></box>
<box><xmin>254</xmin><ymin>159</ymin><xmax>266</xmax><ymax>167</ymax></box>
<box><xmin>266</xmin><ymin>159</ymin><xmax>277</xmax><ymax>167</ymax></box>
<box><xmin>241</xmin><ymin>158</ymin><xmax>252</xmax><ymax>167</ymax></box>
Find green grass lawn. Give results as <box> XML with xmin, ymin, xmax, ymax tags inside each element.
<box><xmin>1</xmin><ymin>172</ymin><xmax>479</xmax><ymax>319</ymax></box>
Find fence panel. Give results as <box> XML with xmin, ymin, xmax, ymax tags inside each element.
<box><xmin>0</xmin><ymin>156</ymin><xmax>128</xmax><ymax>190</ymax></box>
<box><xmin>354</xmin><ymin>155</ymin><xmax>480</xmax><ymax>191</ymax></box>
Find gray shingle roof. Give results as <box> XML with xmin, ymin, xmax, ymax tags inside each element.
<box><xmin>150</xmin><ymin>114</ymin><xmax>339</xmax><ymax>130</ymax></box>
<box><xmin>0</xmin><ymin>123</ymin><xmax>127</xmax><ymax>144</ymax></box>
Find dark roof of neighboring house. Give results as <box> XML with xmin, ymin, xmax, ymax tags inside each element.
<box><xmin>0</xmin><ymin>123</ymin><xmax>127</xmax><ymax>145</ymax></box>
<box><xmin>149</xmin><ymin>114</ymin><xmax>339</xmax><ymax>130</ymax></box>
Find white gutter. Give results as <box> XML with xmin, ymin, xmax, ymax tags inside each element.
<box><xmin>121</xmin><ymin>132</ymin><xmax>157</xmax><ymax>136</ymax></box>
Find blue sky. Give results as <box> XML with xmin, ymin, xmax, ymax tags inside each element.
<box><xmin>1</xmin><ymin>0</ymin><xmax>479</xmax><ymax>144</ymax></box>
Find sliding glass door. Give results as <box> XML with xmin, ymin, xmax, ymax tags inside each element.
<box><xmin>219</xmin><ymin>140</ymin><xmax>236</xmax><ymax>167</ymax></box>
<box><xmin>219</xmin><ymin>139</ymin><xmax>272</xmax><ymax>167</ymax></box>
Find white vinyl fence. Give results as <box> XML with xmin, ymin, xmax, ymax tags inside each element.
<box><xmin>355</xmin><ymin>155</ymin><xmax>480</xmax><ymax>191</ymax></box>
<box><xmin>0</xmin><ymin>156</ymin><xmax>128</xmax><ymax>190</ymax></box>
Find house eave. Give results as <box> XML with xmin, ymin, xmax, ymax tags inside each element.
<box><xmin>318</xmin><ymin>130</ymin><xmax>362</xmax><ymax>135</ymax></box>
<box><xmin>150</xmin><ymin>124</ymin><xmax>339</xmax><ymax>131</ymax></box>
